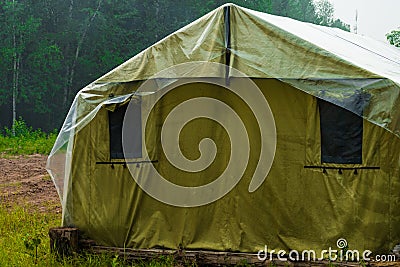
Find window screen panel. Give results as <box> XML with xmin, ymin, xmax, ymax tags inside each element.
<box><xmin>109</xmin><ymin>100</ymin><xmax>142</xmax><ymax>159</ymax></box>
<box><xmin>318</xmin><ymin>99</ymin><xmax>362</xmax><ymax>164</ymax></box>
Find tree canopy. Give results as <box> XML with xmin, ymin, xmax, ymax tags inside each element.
<box><xmin>0</xmin><ymin>0</ymin><xmax>350</xmax><ymax>132</ymax></box>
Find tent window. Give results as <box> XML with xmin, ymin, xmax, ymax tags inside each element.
<box><xmin>108</xmin><ymin>100</ymin><xmax>142</xmax><ymax>159</ymax></box>
<box><xmin>318</xmin><ymin>99</ymin><xmax>362</xmax><ymax>164</ymax></box>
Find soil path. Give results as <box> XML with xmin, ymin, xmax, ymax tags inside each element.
<box><xmin>0</xmin><ymin>154</ymin><xmax>61</xmax><ymax>213</ymax></box>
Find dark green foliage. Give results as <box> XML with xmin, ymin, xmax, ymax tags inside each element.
<box><xmin>22</xmin><ymin>233</ymin><xmax>42</xmax><ymax>264</ymax></box>
<box><xmin>0</xmin><ymin>0</ymin><xmax>350</xmax><ymax>132</ymax></box>
<box><xmin>0</xmin><ymin>118</ymin><xmax>57</xmax><ymax>155</ymax></box>
<box><xmin>387</xmin><ymin>29</ymin><xmax>400</xmax><ymax>47</ymax></box>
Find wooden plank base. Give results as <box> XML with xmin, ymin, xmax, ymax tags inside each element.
<box><xmin>49</xmin><ymin>227</ymin><xmax>399</xmax><ymax>266</ymax></box>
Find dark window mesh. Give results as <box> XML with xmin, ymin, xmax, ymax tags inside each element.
<box><xmin>318</xmin><ymin>99</ymin><xmax>362</xmax><ymax>164</ymax></box>
<box><xmin>109</xmin><ymin>101</ymin><xmax>142</xmax><ymax>159</ymax></box>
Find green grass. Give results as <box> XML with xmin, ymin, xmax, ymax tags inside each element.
<box><xmin>0</xmin><ymin>118</ymin><xmax>57</xmax><ymax>155</ymax></box>
<box><xmin>0</xmin><ymin>203</ymin><xmax>60</xmax><ymax>266</ymax></box>
<box><xmin>0</xmin><ymin>204</ymin><xmax>185</xmax><ymax>266</ymax></box>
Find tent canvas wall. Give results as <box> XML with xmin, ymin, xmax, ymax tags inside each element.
<box><xmin>47</xmin><ymin>4</ymin><xmax>400</xmax><ymax>255</ymax></box>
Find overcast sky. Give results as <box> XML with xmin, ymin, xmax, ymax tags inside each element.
<box><xmin>328</xmin><ymin>0</ymin><xmax>399</xmax><ymax>43</ymax></box>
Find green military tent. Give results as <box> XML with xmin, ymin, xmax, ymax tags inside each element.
<box><xmin>47</xmin><ymin>3</ymin><xmax>400</xmax><ymax>256</ymax></box>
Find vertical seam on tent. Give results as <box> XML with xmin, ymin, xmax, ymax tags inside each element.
<box><xmin>305</xmin><ymin>96</ymin><xmax>311</xmax><ymax>164</ymax></box>
<box><xmin>224</xmin><ymin>5</ymin><xmax>231</xmax><ymax>84</ymax></box>
<box><xmin>89</xmin><ymin>118</ymin><xmax>92</xmax><ymax>228</ymax></box>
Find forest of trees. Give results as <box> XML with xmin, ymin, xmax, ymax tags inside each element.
<box><xmin>0</xmin><ymin>0</ymin><xmax>350</xmax><ymax>132</ymax></box>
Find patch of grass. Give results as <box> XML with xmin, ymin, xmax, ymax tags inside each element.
<box><xmin>0</xmin><ymin>203</ymin><xmax>120</xmax><ymax>266</ymax></box>
<box><xmin>0</xmin><ymin>181</ymin><xmax>22</xmax><ymax>188</ymax></box>
<box><xmin>0</xmin><ymin>203</ymin><xmax>59</xmax><ymax>266</ymax></box>
<box><xmin>0</xmin><ymin>118</ymin><xmax>57</xmax><ymax>156</ymax></box>
<box><xmin>41</xmin><ymin>175</ymin><xmax>52</xmax><ymax>182</ymax></box>
<box><xmin>0</xmin><ymin>203</ymin><xmax>191</xmax><ymax>266</ymax></box>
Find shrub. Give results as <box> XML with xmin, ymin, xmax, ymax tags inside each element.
<box><xmin>0</xmin><ymin>118</ymin><xmax>57</xmax><ymax>155</ymax></box>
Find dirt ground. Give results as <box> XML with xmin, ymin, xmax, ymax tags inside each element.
<box><xmin>0</xmin><ymin>154</ymin><xmax>61</xmax><ymax>213</ymax></box>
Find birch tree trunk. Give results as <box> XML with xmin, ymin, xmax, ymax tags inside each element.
<box><xmin>12</xmin><ymin>0</ymin><xmax>17</xmax><ymax>135</ymax></box>
<box><xmin>63</xmin><ymin>0</ymin><xmax>74</xmax><ymax>111</ymax></box>
<box><xmin>63</xmin><ymin>0</ymin><xmax>103</xmax><ymax>111</ymax></box>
